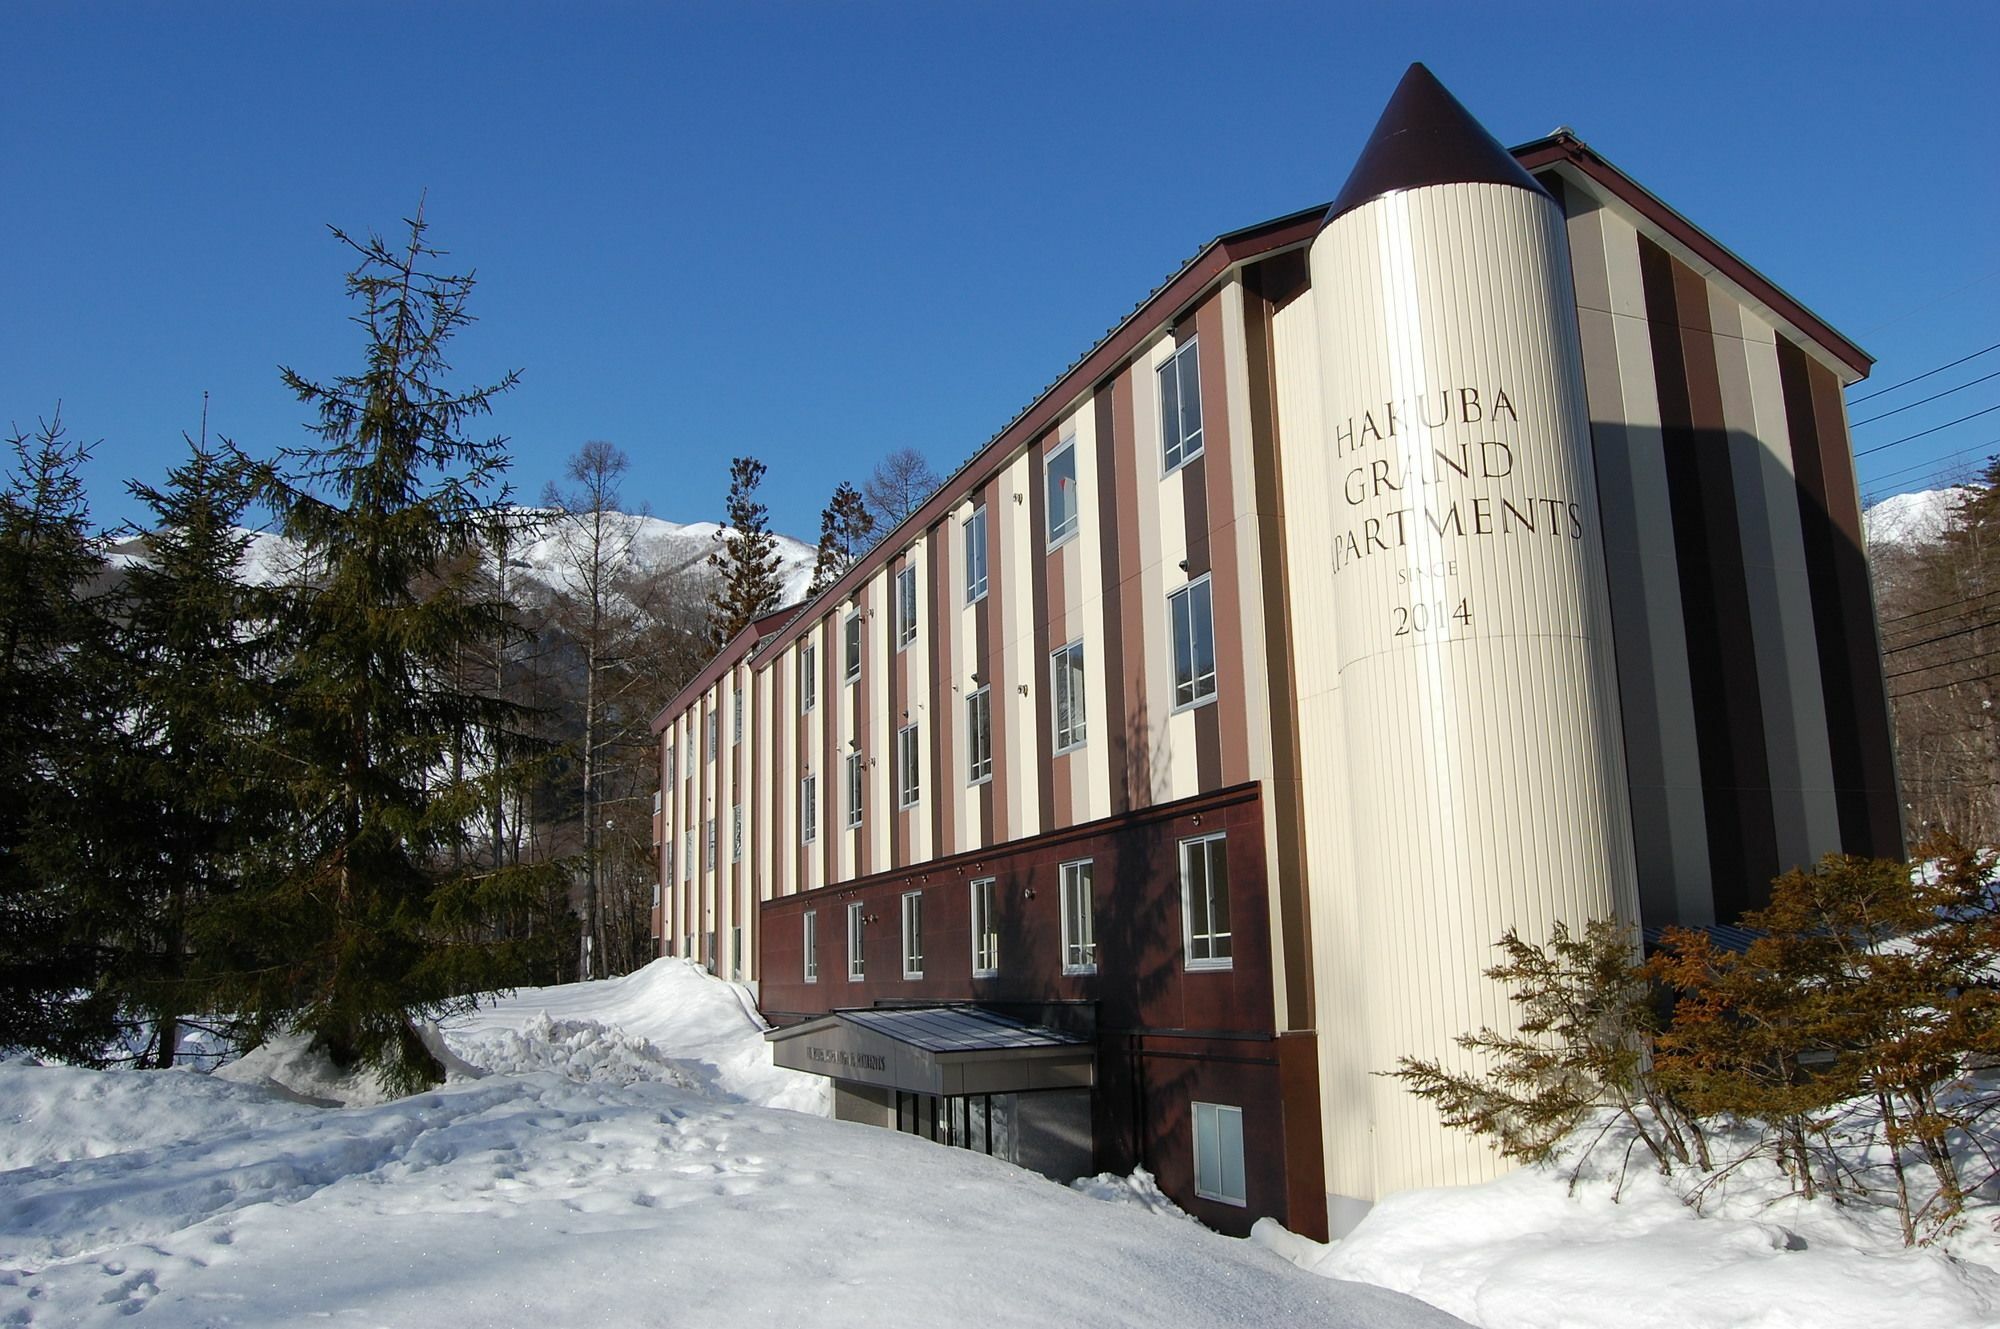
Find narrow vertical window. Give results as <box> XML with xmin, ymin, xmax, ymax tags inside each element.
<box><xmin>964</xmin><ymin>506</ymin><xmax>988</xmax><ymax>602</ymax></box>
<box><xmin>800</xmin><ymin>642</ymin><xmax>817</xmax><ymax>713</ymax></box>
<box><xmin>731</xmin><ymin>805</ymin><xmax>743</xmax><ymax>862</ymax></box>
<box><xmin>844</xmin><ymin>610</ymin><xmax>862</xmax><ymax>681</ymax></box>
<box><xmin>901</xmin><ymin>890</ymin><xmax>925</xmax><ymax>979</ymax></box>
<box><xmin>666</xmin><ymin>744</ymin><xmax>676</xmax><ymax>790</ymax></box>
<box><xmin>733</xmin><ymin>687</ymin><xmax>743</xmax><ymax>744</ymax></box>
<box><xmin>969</xmin><ymin>877</ymin><xmax>998</xmax><ymax>977</ymax></box>
<box><xmin>896</xmin><ymin>565</ymin><xmax>918</xmax><ymax>650</ymax></box>
<box><xmin>803</xmin><ymin>910</ymin><xmax>819</xmax><ymax>983</ymax></box>
<box><xmin>1181</xmin><ymin>832</ymin><xmax>1231</xmax><ymax>969</ymax></box>
<box><xmin>897</xmin><ymin>723</ymin><xmax>921</xmax><ymax>808</ymax></box>
<box><xmin>966</xmin><ymin>686</ymin><xmax>992</xmax><ymax>784</ymax></box>
<box><xmin>1050</xmin><ymin>640</ymin><xmax>1086</xmax><ymax>752</ymax></box>
<box><xmin>1169</xmin><ymin>575</ymin><xmax>1217</xmax><ymax>708</ymax></box>
<box><xmin>706</xmin><ymin>709</ymin><xmax>718</xmax><ymax>760</ymax></box>
<box><xmin>845</xmin><ymin>751</ymin><xmax>863</xmax><ymax>829</ymax></box>
<box><xmin>1192</xmin><ymin>1102</ymin><xmax>1246</xmax><ymax>1206</ymax></box>
<box><xmin>800</xmin><ymin>775</ymin><xmax>818</xmax><ymax>844</ymax></box>
<box><xmin>731</xmin><ymin>926</ymin><xmax>743</xmax><ymax>980</ymax></box>
<box><xmin>683</xmin><ymin>832</ymin><xmax>692</xmax><ymax>882</ymax></box>
<box><xmin>847</xmin><ymin>901</ymin><xmax>866</xmax><ymax>981</ymax></box>
<box><xmin>1060</xmin><ymin>859</ymin><xmax>1096</xmax><ymax>975</ymax></box>
<box><xmin>705</xmin><ymin>816</ymin><xmax>716</xmax><ymax>868</ymax></box>
<box><xmin>1046</xmin><ymin>435</ymin><xmax>1079</xmax><ymax>546</ymax></box>
<box><xmin>1159</xmin><ymin>338</ymin><xmax>1205</xmax><ymax>472</ymax></box>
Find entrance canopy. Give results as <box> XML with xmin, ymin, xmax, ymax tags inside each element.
<box><xmin>767</xmin><ymin>1006</ymin><xmax>1094</xmax><ymax>1097</ymax></box>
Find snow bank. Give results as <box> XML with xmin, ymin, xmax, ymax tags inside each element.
<box><xmin>1071</xmin><ymin>1166</ymin><xmax>1200</xmax><ymax>1224</ymax></box>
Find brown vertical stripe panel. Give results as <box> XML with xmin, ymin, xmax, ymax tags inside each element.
<box><xmin>1778</xmin><ymin>338</ymin><xmax>1904</xmax><ymax>858</ymax></box>
<box><xmin>1031</xmin><ymin>432</ymin><xmax>1057</xmax><ymax>833</ymax></box>
<box><xmin>890</xmin><ymin>563</ymin><xmax>907</xmax><ymax>870</ymax></box>
<box><xmin>823</xmin><ymin>617</ymin><xmax>838</xmax><ymax>888</ymax></box>
<box><xmin>1096</xmin><ymin>387</ymin><xmax>1129</xmax><ymax>816</ymax></box>
<box><xmin>1048</xmin><ymin>531</ymin><xmax>1072</xmax><ymax>830</ymax></box>
<box><xmin>976</xmin><ymin>479</ymin><xmax>996</xmax><ymax>846</ymax></box>
<box><xmin>929</xmin><ymin>525</ymin><xmax>951</xmax><ymax>856</ymax></box>
<box><xmin>1180</xmin><ymin>452</ymin><xmax>1222</xmax><ymax>791</ymax></box>
<box><xmin>1242</xmin><ymin>258</ymin><xmax>1314</xmax><ymax>1027</ymax></box>
<box><xmin>1114</xmin><ymin>369</ymin><xmax>1149</xmax><ymax>811</ymax></box>
<box><xmin>1640</xmin><ymin>236</ymin><xmax>1778</xmax><ymax>919</ymax></box>
<box><xmin>797</xmin><ymin>639</ymin><xmax>811</xmax><ymax>892</ymax></box>
<box><xmin>1197</xmin><ymin>293</ymin><xmax>1251</xmax><ymax>788</ymax></box>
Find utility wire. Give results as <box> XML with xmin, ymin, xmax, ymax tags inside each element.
<box><xmin>1890</xmin><ymin>665</ymin><xmax>2000</xmax><ymax>703</ymax></box>
<box><xmin>1881</xmin><ymin>615</ymin><xmax>2000</xmax><ymax>656</ymax></box>
<box><xmin>1854</xmin><ymin>403</ymin><xmax>2000</xmax><ymax>459</ymax></box>
<box><xmin>1885</xmin><ymin>646</ymin><xmax>2000</xmax><ymax>682</ymax></box>
<box><xmin>1879</xmin><ymin>586</ymin><xmax>2000</xmax><ymax>628</ymax></box>
<box><xmin>1849</xmin><ymin>340</ymin><xmax>2000</xmax><ymax>405</ymax></box>
<box><xmin>1851</xmin><ymin>369</ymin><xmax>2000</xmax><ymax>427</ymax></box>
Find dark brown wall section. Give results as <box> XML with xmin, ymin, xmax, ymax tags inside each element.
<box><xmin>976</xmin><ymin>477</ymin><xmax>997</xmax><ymax>845</ymax></box>
<box><xmin>1639</xmin><ymin>235</ymin><xmax>1780</xmax><ymax>919</ymax></box>
<box><xmin>929</xmin><ymin>524</ymin><xmax>952</xmax><ymax>857</ymax></box>
<box><xmin>1030</xmin><ymin>431</ymin><xmax>1057</xmax><ymax>833</ymax></box>
<box><xmin>1095</xmin><ymin>388</ymin><xmax>1130</xmax><ymax>817</ymax></box>
<box><xmin>1777</xmin><ymin>337</ymin><xmax>1905</xmax><ymax>859</ymax></box>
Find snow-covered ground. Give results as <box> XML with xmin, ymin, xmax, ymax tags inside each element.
<box><xmin>3</xmin><ymin>961</ymin><xmax>1994</xmax><ymax>1328</ymax></box>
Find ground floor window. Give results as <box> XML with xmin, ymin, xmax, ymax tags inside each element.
<box><xmin>896</xmin><ymin>1090</ymin><xmax>1013</xmax><ymax>1158</ymax></box>
<box><xmin>1192</xmin><ymin>1101</ymin><xmax>1246</xmax><ymax>1206</ymax></box>
<box><xmin>970</xmin><ymin>877</ymin><xmax>998</xmax><ymax>976</ymax></box>
<box><xmin>901</xmin><ymin>890</ymin><xmax>925</xmax><ymax>978</ymax></box>
<box><xmin>803</xmin><ymin>911</ymin><xmax>818</xmax><ymax>982</ymax></box>
<box><xmin>731</xmin><ymin>925</ymin><xmax>743</xmax><ymax>979</ymax></box>
<box><xmin>1060</xmin><ymin>858</ymin><xmax>1095</xmax><ymax>974</ymax></box>
<box><xmin>1180</xmin><ymin>831</ymin><xmax>1231</xmax><ymax>969</ymax></box>
<box><xmin>847</xmin><ymin>901</ymin><xmax>866</xmax><ymax>981</ymax></box>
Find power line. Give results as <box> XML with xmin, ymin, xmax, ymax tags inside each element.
<box><xmin>1882</xmin><ymin>614</ymin><xmax>2000</xmax><ymax>657</ymax></box>
<box><xmin>1851</xmin><ymin>369</ymin><xmax>2000</xmax><ymax>428</ymax></box>
<box><xmin>1879</xmin><ymin>586</ymin><xmax>2000</xmax><ymax>628</ymax></box>
<box><xmin>1890</xmin><ymin>665</ymin><xmax>2000</xmax><ymax>703</ymax></box>
<box><xmin>1854</xmin><ymin>403</ymin><xmax>2000</xmax><ymax>459</ymax></box>
<box><xmin>1862</xmin><ymin>443</ymin><xmax>1989</xmax><ymax>488</ymax></box>
<box><xmin>1885</xmin><ymin>646</ymin><xmax>2000</xmax><ymax>682</ymax></box>
<box><xmin>1849</xmin><ymin>340</ymin><xmax>2000</xmax><ymax>405</ymax></box>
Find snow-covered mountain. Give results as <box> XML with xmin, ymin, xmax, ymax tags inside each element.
<box><xmin>1863</xmin><ymin>486</ymin><xmax>1974</xmax><ymax>549</ymax></box>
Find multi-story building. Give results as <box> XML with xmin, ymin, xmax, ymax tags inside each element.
<box><xmin>650</xmin><ymin>65</ymin><xmax>1898</xmax><ymax>1239</ymax></box>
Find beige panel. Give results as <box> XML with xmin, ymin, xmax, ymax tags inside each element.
<box><xmin>1130</xmin><ymin>346</ymin><xmax>1168</xmax><ymax>810</ymax></box>
<box><xmin>1311</xmin><ymin>181</ymin><xmax>1639</xmax><ymax>1196</ymax></box>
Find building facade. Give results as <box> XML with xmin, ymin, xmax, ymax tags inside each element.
<box><xmin>650</xmin><ymin>66</ymin><xmax>1899</xmax><ymax>1239</ymax></box>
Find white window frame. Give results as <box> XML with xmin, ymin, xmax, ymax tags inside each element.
<box><xmin>665</xmin><ymin>744</ymin><xmax>676</xmax><ymax>790</ymax></box>
<box><xmin>970</xmin><ymin>877</ymin><xmax>998</xmax><ymax>978</ymax></box>
<box><xmin>964</xmin><ymin>506</ymin><xmax>988</xmax><ymax>603</ymax></box>
<box><xmin>732</xmin><ymin>687</ymin><xmax>743</xmax><ymax>744</ymax></box>
<box><xmin>844</xmin><ymin>610</ymin><xmax>862</xmax><ymax>682</ymax></box>
<box><xmin>1045</xmin><ymin>433</ymin><xmax>1079</xmax><ymax>548</ymax></box>
<box><xmin>1169</xmin><ymin>574</ymin><xmax>1217</xmax><ymax>710</ymax></box>
<box><xmin>1192</xmin><ymin>1101</ymin><xmax>1246</xmax><ymax>1206</ymax></box>
<box><xmin>706</xmin><ymin>708</ymin><xmax>718</xmax><ymax>760</ymax></box>
<box><xmin>683</xmin><ymin>831</ymin><xmax>692</xmax><ymax>882</ymax></box>
<box><xmin>966</xmin><ymin>685</ymin><xmax>992</xmax><ymax>785</ymax></box>
<box><xmin>845</xmin><ymin>750</ymin><xmax>864</xmax><ymax>829</ymax></box>
<box><xmin>1159</xmin><ymin>337</ymin><xmax>1205</xmax><ymax>473</ymax></box>
<box><xmin>705</xmin><ymin>816</ymin><xmax>716</xmax><ymax>869</ymax></box>
<box><xmin>803</xmin><ymin>910</ymin><xmax>818</xmax><ymax>983</ymax></box>
<box><xmin>895</xmin><ymin>565</ymin><xmax>918</xmax><ymax>651</ymax></box>
<box><xmin>800</xmin><ymin>775</ymin><xmax>818</xmax><ymax>845</ymax></box>
<box><xmin>1180</xmin><ymin>831</ymin><xmax>1231</xmax><ymax>970</ymax></box>
<box><xmin>897</xmin><ymin>723</ymin><xmax>921</xmax><ymax>809</ymax></box>
<box><xmin>731</xmin><ymin>925</ymin><xmax>743</xmax><ymax>980</ymax></box>
<box><xmin>1050</xmin><ymin>639</ymin><xmax>1086</xmax><ymax>753</ymax></box>
<box><xmin>901</xmin><ymin>890</ymin><xmax>925</xmax><ymax>979</ymax></box>
<box><xmin>664</xmin><ymin>840</ymin><xmax>674</xmax><ymax>887</ymax></box>
<box><xmin>847</xmin><ymin>901</ymin><xmax>865</xmax><ymax>981</ymax></box>
<box><xmin>731</xmin><ymin>805</ymin><xmax>743</xmax><ymax>862</ymax></box>
<box><xmin>800</xmin><ymin>642</ymin><xmax>817</xmax><ymax>713</ymax></box>
<box><xmin>1060</xmin><ymin>858</ymin><xmax>1096</xmax><ymax>975</ymax></box>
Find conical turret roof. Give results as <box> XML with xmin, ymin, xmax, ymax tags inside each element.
<box><xmin>1324</xmin><ymin>63</ymin><xmax>1549</xmax><ymax>226</ymax></box>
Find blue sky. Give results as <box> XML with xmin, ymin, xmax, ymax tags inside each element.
<box><xmin>5</xmin><ymin>3</ymin><xmax>1995</xmax><ymax>540</ymax></box>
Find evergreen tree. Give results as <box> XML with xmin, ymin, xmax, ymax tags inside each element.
<box><xmin>808</xmin><ymin>480</ymin><xmax>874</xmax><ymax>595</ymax></box>
<box><xmin>709</xmin><ymin>455</ymin><xmax>782</xmax><ymax>646</ymax></box>
<box><xmin>110</xmin><ymin>435</ymin><xmax>273</xmax><ymax>1066</ymax></box>
<box><xmin>213</xmin><ymin>207</ymin><xmax>554</xmax><ymax>1091</ymax></box>
<box><xmin>0</xmin><ymin>408</ymin><xmax>119</xmax><ymax>1061</ymax></box>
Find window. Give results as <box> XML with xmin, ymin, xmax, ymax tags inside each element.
<box><xmin>731</xmin><ymin>926</ymin><xmax>743</xmax><ymax>980</ymax></box>
<box><xmin>965</xmin><ymin>507</ymin><xmax>988</xmax><ymax>602</ymax></box>
<box><xmin>733</xmin><ymin>688</ymin><xmax>743</xmax><ymax>744</ymax></box>
<box><xmin>1159</xmin><ymin>337</ymin><xmax>1204</xmax><ymax>472</ymax></box>
<box><xmin>966</xmin><ymin>686</ymin><xmax>992</xmax><ymax>784</ymax></box>
<box><xmin>803</xmin><ymin>911</ymin><xmax>818</xmax><ymax>983</ymax></box>
<box><xmin>1169</xmin><ymin>575</ymin><xmax>1217</xmax><ymax>709</ymax></box>
<box><xmin>844</xmin><ymin>610</ymin><xmax>862</xmax><ymax>682</ymax></box>
<box><xmin>683</xmin><ymin>832</ymin><xmax>692</xmax><ymax>882</ymax></box>
<box><xmin>897</xmin><ymin>723</ymin><xmax>921</xmax><ymax>808</ymax></box>
<box><xmin>731</xmin><ymin>805</ymin><xmax>743</xmax><ymax>862</ymax></box>
<box><xmin>1051</xmin><ymin>640</ymin><xmax>1086</xmax><ymax>753</ymax></box>
<box><xmin>1181</xmin><ymin>832</ymin><xmax>1231</xmax><ymax>969</ymax></box>
<box><xmin>896</xmin><ymin>565</ymin><xmax>918</xmax><ymax>650</ymax></box>
<box><xmin>800</xmin><ymin>775</ymin><xmax>818</xmax><ymax>844</ymax></box>
<box><xmin>665</xmin><ymin>744</ymin><xmax>676</xmax><ymax>790</ymax></box>
<box><xmin>705</xmin><ymin>816</ymin><xmax>716</xmax><ymax>869</ymax></box>
<box><xmin>1193</xmin><ymin>1102</ymin><xmax>1246</xmax><ymax>1206</ymax></box>
<box><xmin>800</xmin><ymin>642</ymin><xmax>817</xmax><ymax>713</ymax></box>
<box><xmin>706</xmin><ymin>709</ymin><xmax>718</xmax><ymax>760</ymax></box>
<box><xmin>970</xmin><ymin>877</ymin><xmax>998</xmax><ymax>977</ymax></box>
<box><xmin>704</xmin><ymin>930</ymin><xmax>716</xmax><ymax>973</ymax></box>
<box><xmin>1046</xmin><ymin>434</ymin><xmax>1079</xmax><ymax>547</ymax></box>
<box><xmin>845</xmin><ymin>751</ymin><xmax>863</xmax><ymax>829</ymax></box>
<box><xmin>847</xmin><ymin>901</ymin><xmax>866</xmax><ymax>981</ymax></box>
<box><xmin>1060</xmin><ymin>859</ymin><xmax>1096</xmax><ymax>975</ymax></box>
<box><xmin>901</xmin><ymin>891</ymin><xmax>925</xmax><ymax>979</ymax></box>
<box><xmin>664</xmin><ymin>841</ymin><xmax>674</xmax><ymax>886</ymax></box>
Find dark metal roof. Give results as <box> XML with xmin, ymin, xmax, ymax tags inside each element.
<box><xmin>834</xmin><ymin>1006</ymin><xmax>1088</xmax><ymax>1054</ymax></box>
<box><xmin>1642</xmin><ymin>922</ymin><xmax>1762</xmax><ymax>954</ymax></box>
<box><xmin>1326</xmin><ymin>62</ymin><xmax>1548</xmax><ymax>226</ymax></box>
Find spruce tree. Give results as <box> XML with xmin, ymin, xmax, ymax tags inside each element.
<box><xmin>216</xmin><ymin>207</ymin><xmax>554</xmax><ymax>1091</ymax></box>
<box><xmin>709</xmin><ymin>455</ymin><xmax>782</xmax><ymax>646</ymax></box>
<box><xmin>0</xmin><ymin>408</ymin><xmax>119</xmax><ymax>1062</ymax></box>
<box><xmin>808</xmin><ymin>480</ymin><xmax>874</xmax><ymax>595</ymax></box>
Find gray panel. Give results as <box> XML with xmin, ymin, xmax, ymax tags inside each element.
<box><xmin>1013</xmin><ymin>1089</ymin><xmax>1094</xmax><ymax>1180</ymax></box>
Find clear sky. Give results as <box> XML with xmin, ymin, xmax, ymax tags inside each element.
<box><xmin>5</xmin><ymin>2</ymin><xmax>1996</xmax><ymax>541</ymax></box>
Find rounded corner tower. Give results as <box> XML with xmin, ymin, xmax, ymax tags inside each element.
<box><xmin>1304</xmin><ymin>64</ymin><xmax>1642</xmax><ymax>1204</ymax></box>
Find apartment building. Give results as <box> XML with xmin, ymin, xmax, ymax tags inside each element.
<box><xmin>650</xmin><ymin>65</ymin><xmax>1898</xmax><ymax>1239</ymax></box>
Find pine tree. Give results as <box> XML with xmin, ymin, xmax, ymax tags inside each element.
<box><xmin>808</xmin><ymin>480</ymin><xmax>874</xmax><ymax>595</ymax></box>
<box><xmin>109</xmin><ymin>434</ymin><xmax>274</xmax><ymax>1066</ymax></box>
<box><xmin>863</xmin><ymin>446</ymin><xmax>940</xmax><ymax>530</ymax></box>
<box><xmin>214</xmin><ymin>207</ymin><xmax>556</xmax><ymax>1091</ymax></box>
<box><xmin>709</xmin><ymin>455</ymin><xmax>782</xmax><ymax>646</ymax></box>
<box><xmin>0</xmin><ymin>408</ymin><xmax>119</xmax><ymax>1061</ymax></box>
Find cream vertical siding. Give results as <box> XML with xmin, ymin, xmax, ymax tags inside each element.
<box><xmin>1310</xmin><ymin>181</ymin><xmax>1640</xmax><ymax>1196</ymax></box>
